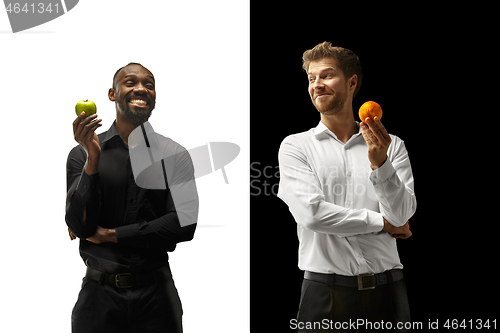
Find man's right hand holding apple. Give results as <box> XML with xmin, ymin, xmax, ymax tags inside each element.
<box><xmin>72</xmin><ymin>112</ymin><xmax>102</xmax><ymax>175</ymax></box>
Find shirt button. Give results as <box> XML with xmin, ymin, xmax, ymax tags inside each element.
<box><xmin>346</xmin><ymin>171</ymin><xmax>352</xmax><ymax>177</ymax></box>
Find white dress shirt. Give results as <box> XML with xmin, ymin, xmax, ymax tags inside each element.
<box><xmin>277</xmin><ymin>121</ymin><xmax>416</xmax><ymax>276</ymax></box>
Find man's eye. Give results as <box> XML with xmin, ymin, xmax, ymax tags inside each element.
<box><xmin>146</xmin><ymin>84</ymin><xmax>155</xmax><ymax>89</ymax></box>
<box><xmin>125</xmin><ymin>81</ymin><xmax>134</xmax><ymax>86</ymax></box>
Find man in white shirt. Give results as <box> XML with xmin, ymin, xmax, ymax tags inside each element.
<box><xmin>278</xmin><ymin>42</ymin><xmax>416</xmax><ymax>332</ymax></box>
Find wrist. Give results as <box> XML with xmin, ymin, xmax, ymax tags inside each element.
<box><xmin>382</xmin><ymin>217</ymin><xmax>393</xmax><ymax>233</ymax></box>
<box><xmin>370</xmin><ymin>155</ymin><xmax>387</xmax><ymax>170</ymax></box>
<box><xmin>382</xmin><ymin>218</ymin><xmax>388</xmax><ymax>231</ymax></box>
<box><xmin>107</xmin><ymin>229</ymin><xmax>117</xmax><ymax>243</ymax></box>
<box><xmin>84</xmin><ymin>155</ymin><xmax>100</xmax><ymax>175</ymax></box>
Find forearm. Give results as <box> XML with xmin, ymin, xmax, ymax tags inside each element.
<box><xmin>86</xmin><ymin>226</ymin><xmax>117</xmax><ymax>244</ymax></box>
<box><xmin>370</xmin><ymin>159</ymin><xmax>416</xmax><ymax>226</ymax></box>
<box><xmin>278</xmin><ymin>184</ymin><xmax>383</xmax><ymax>237</ymax></box>
<box><xmin>66</xmin><ymin>195</ymin><xmax>100</xmax><ymax>239</ymax></box>
<box><xmin>115</xmin><ymin>213</ymin><xmax>196</xmax><ymax>250</ymax></box>
<box><xmin>115</xmin><ymin>179</ymin><xmax>198</xmax><ymax>249</ymax></box>
<box><xmin>66</xmin><ymin>166</ymin><xmax>101</xmax><ymax>238</ymax></box>
<box><xmin>305</xmin><ymin>205</ymin><xmax>384</xmax><ymax>237</ymax></box>
<box><xmin>84</xmin><ymin>154</ymin><xmax>100</xmax><ymax>175</ymax></box>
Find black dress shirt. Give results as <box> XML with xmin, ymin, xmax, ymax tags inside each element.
<box><xmin>65</xmin><ymin>121</ymin><xmax>198</xmax><ymax>273</ymax></box>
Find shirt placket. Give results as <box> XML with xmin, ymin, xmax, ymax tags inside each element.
<box><xmin>124</xmin><ymin>157</ymin><xmax>138</xmax><ymax>225</ymax></box>
<box><xmin>125</xmin><ymin>156</ymin><xmax>142</xmax><ymax>266</ymax></box>
<box><xmin>343</xmin><ymin>144</ymin><xmax>353</xmax><ymax>209</ymax></box>
<box><xmin>343</xmin><ymin>141</ymin><xmax>369</xmax><ymax>274</ymax></box>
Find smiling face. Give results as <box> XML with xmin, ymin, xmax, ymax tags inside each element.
<box><xmin>307</xmin><ymin>58</ymin><xmax>351</xmax><ymax>116</ymax></box>
<box><xmin>109</xmin><ymin>64</ymin><xmax>156</xmax><ymax>126</ymax></box>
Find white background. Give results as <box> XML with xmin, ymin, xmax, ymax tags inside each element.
<box><xmin>0</xmin><ymin>1</ymin><xmax>249</xmax><ymax>332</ymax></box>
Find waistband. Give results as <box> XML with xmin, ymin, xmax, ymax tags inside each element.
<box><xmin>85</xmin><ymin>265</ymin><xmax>170</xmax><ymax>289</ymax></box>
<box><xmin>304</xmin><ymin>269</ymin><xmax>404</xmax><ymax>291</ymax></box>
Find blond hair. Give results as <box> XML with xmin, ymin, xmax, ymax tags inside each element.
<box><xmin>302</xmin><ymin>42</ymin><xmax>363</xmax><ymax>98</ymax></box>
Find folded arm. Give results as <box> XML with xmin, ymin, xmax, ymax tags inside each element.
<box><xmin>277</xmin><ymin>136</ymin><xmax>384</xmax><ymax>237</ymax></box>
<box><xmin>115</xmin><ymin>148</ymin><xmax>199</xmax><ymax>250</ymax></box>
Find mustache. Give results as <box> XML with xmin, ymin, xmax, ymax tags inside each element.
<box><xmin>314</xmin><ymin>89</ymin><xmax>335</xmax><ymax>99</ymax></box>
<box><xmin>127</xmin><ymin>93</ymin><xmax>152</xmax><ymax>103</ymax></box>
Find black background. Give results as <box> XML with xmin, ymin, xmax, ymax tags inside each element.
<box><xmin>250</xmin><ymin>3</ymin><xmax>496</xmax><ymax>331</ymax></box>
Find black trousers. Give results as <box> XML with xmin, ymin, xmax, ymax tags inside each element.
<box><xmin>296</xmin><ymin>273</ymin><xmax>411</xmax><ymax>332</ymax></box>
<box><xmin>71</xmin><ymin>269</ymin><xmax>183</xmax><ymax>333</ymax></box>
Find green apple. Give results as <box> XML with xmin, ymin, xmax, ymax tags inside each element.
<box><xmin>75</xmin><ymin>99</ymin><xmax>97</xmax><ymax>117</ymax></box>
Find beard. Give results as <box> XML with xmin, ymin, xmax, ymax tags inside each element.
<box><xmin>117</xmin><ymin>98</ymin><xmax>154</xmax><ymax>126</ymax></box>
<box><xmin>312</xmin><ymin>88</ymin><xmax>347</xmax><ymax>116</ymax></box>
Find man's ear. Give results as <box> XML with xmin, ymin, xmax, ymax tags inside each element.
<box><xmin>108</xmin><ymin>88</ymin><xmax>116</xmax><ymax>101</ymax></box>
<box><xmin>349</xmin><ymin>74</ymin><xmax>358</xmax><ymax>94</ymax></box>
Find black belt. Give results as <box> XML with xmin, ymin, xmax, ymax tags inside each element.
<box><xmin>85</xmin><ymin>266</ymin><xmax>170</xmax><ymax>289</ymax></box>
<box><xmin>305</xmin><ymin>269</ymin><xmax>404</xmax><ymax>291</ymax></box>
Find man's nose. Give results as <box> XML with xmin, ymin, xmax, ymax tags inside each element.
<box><xmin>134</xmin><ymin>83</ymin><xmax>147</xmax><ymax>93</ymax></box>
<box><xmin>311</xmin><ymin>78</ymin><xmax>325</xmax><ymax>90</ymax></box>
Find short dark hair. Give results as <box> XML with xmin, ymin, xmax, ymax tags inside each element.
<box><xmin>302</xmin><ymin>42</ymin><xmax>363</xmax><ymax>98</ymax></box>
<box><xmin>112</xmin><ymin>62</ymin><xmax>145</xmax><ymax>89</ymax></box>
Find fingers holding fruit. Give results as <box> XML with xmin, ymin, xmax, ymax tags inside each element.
<box><xmin>361</xmin><ymin>119</ymin><xmax>390</xmax><ymax>169</ymax></box>
<box><xmin>359</xmin><ymin>101</ymin><xmax>389</xmax><ymax>144</ymax></box>
<box><xmin>74</xmin><ymin>112</ymin><xmax>101</xmax><ymax>140</ymax></box>
<box><xmin>363</xmin><ymin>117</ymin><xmax>391</xmax><ymax>148</ymax></box>
<box><xmin>73</xmin><ymin>100</ymin><xmax>102</xmax><ymax>156</ymax></box>
<box><xmin>359</xmin><ymin>101</ymin><xmax>391</xmax><ymax>169</ymax></box>
<box><xmin>358</xmin><ymin>101</ymin><xmax>382</xmax><ymax>123</ymax></box>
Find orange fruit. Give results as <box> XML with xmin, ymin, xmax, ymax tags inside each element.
<box><xmin>359</xmin><ymin>101</ymin><xmax>383</xmax><ymax>122</ymax></box>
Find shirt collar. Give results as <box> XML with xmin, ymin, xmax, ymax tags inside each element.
<box><xmin>101</xmin><ymin>120</ymin><xmax>121</xmax><ymax>144</ymax></box>
<box><xmin>101</xmin><ymin>120</ymin><xmax>156</xmax><ymax>145</ymax></box>
<box><xmin>313</xmin><ymin>120</ymin><xmax>362</xmax><ymax>141</ymax></box>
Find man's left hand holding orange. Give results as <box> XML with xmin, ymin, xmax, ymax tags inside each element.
<box><xmin>360</xmin><ymin>116</ymin><xmax>392</xmax><ymax>170</ymax></box>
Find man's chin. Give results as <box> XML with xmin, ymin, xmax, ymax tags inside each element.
<box><xmin>318</xmin><ymin>109</ymin><xmax>341</xmax><ymax>116</ymax></box>
<box><xmin>124</xmin><ymin>108</ymin><xmax>153</xmax><ymax>126</ymax></box>
<box><xmin>315</xmin><ymin>104</ymin><xmax>340</xmax><ymax>116</ymax></box>
<box><xmin>314</xmin><ymin>99</ymin><xmax>346</xmax><ymax>116</ymax></box>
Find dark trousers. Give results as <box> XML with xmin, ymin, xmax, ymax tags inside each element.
<box><xmin>296</xmin><ymin>274</ymin><xmax>411</xmax><ymax>332</ymax></box>
<box><xmin>71</xmin><ymin>270</ymin><xmax>183</xmax><ymax>333</ymax></box>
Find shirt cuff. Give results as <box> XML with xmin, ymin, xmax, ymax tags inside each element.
<box><xmin>369</xmin><ymin>159</ymin><xmax>395</xmax><ymax>185</ymax></box>
<box><xmin>76</xmin><ymin>171</ymin><xmax>99</xmax><ymax>202</ymax></box>
<box><xmin>366</xmin><ymin>210</ymin><xmax>384</xmax><ymax>233</ymax></box>
<box><xmin>115</xmin><ymin>223</ymin><xmax>142</xmax><ymax>245</ymax></box>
